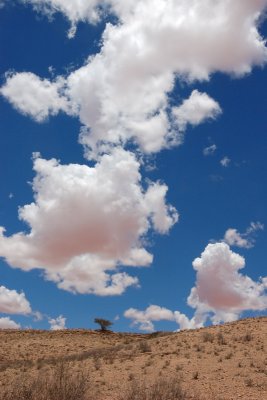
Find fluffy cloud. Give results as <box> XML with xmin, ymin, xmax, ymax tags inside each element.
<box><xmin>224</xmin><ymin>222</ymin><xmax>264</xmax><ymax>248</ymax></box>
<box><xmin>124</xmin><ymin>305</ymin><xmax>201</xmax><ymax>332</ymax></box>
<box><xmin>203</xmin><ymin>144</ymin><xmax>217</xmax><ymax>156</ymax></box>
<box><xmin>188</xmin><ymin>242</ymin><xmax>267</xmax><ymax>323</ymax></box>
<box><xmin>0</xmin><ymin>285</ymin><xmax>32</xmax><ymax>315</ymax></box>
<box><xmin>172</xmin><ymin>91</ymin><xmax>221</xmax><ymax>132</ymax></box>
<box><xmin>0</xmin><ymin>148</ymin><xmax>177</xmax><ymax>295</ymax></box>
<box><xmin>125</xmin><ymin>305</ymin><xmax>175</xmax><ymax>332</ymax></box>
<box><xmin>0</xmin><ymin>317</ymin><xmax>20</xmax><ymax>329</ymax></box>
<box><xmin>49</xmin><ymin>315</ymin><xmax>66</xmax><ymax>330</ymax></box>
<box><xmin>23</xmin><ymin>0</ymin><xmax>108</xmax><ymax>30</ymax></box>
<box><xmin>22</xmin><ymin>1</ymin><xmax>111</xmax><ymax>37</ymax></box>
<box><xmin>0</xmin><ymin>72</ymin><xmax>71</xmax><ymax>122</ymax></box>
<box><xmin>24</xmin><ymin>1</ymin><xmax>267</xmax><ymax>77</ymax></box>
<box><xmin>4</xmin><ymin>1</ymin><xmax>267</xmax><ymax>158</ymax></box>
<box><xmin>125</xmin><ymin>242</ymin><xmax>267</xmax><ymax>331</ymax></box>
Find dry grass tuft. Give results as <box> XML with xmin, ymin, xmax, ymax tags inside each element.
<box><xmin>2</xmin><ymin>362</ymin><xmax>89</xmax><ymax>400</ymax></box>
<box><xmin>121</xmin><ymin>377</ymin><xmax>188</xmax><ymax>400</ymax></box>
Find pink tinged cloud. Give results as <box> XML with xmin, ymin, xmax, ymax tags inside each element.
<box><xmin>0</xmin><ymin>148</ymin><xmax>177</xmax><ymax>296</ymax></box>
<box><xmin>125</xmin><ymin>242</ymin><xmax>267</xmax><ymax>331</ymax></box>
<box><xmin>188</xmin><ymin>242</ymin><xmax>267</xmax><ymax>316</ymax></box>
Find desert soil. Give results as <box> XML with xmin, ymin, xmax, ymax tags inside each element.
<box><xmin>0</xmin><ymin>317</ymin><xmax>266</xmax><ymax>399</ymax></box>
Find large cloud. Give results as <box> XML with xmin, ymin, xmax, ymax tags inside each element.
<box><xmin>125</xmin><ymin>242</ymin><xmax>267</xmax><ymax>331</ymax></box>
<box><xmin>188</xmin><ymin>242</ymin><xmax>267</xmax><ymax>323</ymax></box>
<box><xmin>3</xmin><ymin>1</ymin><xmax>267</xmax><ymax>158</ymax></box>
<box><xmin>0</xmin><ymin>148</ymin><xmax>177</xmax><ymax>295</ymax></box>
<box><xmin>0</xmin><ymin>285</ymin><xmax>32</xmax><ymax>315</ymax></box>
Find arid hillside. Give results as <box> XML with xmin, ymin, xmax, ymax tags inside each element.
<box><xmin>0</xmin><ymin>317</ymin><xmax>266</xmax><ymax>399</ymax></box>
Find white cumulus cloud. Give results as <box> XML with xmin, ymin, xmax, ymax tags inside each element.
<box><xmin>0</xmin><ymin>149</ymin><xmax>177</xmax><ymax>295</ymax></box>
<box><xmin>224</xmin><ymin>221</ymin><xmax>264</xmax><ymax>248</ymax></box>
<box><xmin>3</xmin><ymin>1</ymin><xmax>267</xmax><ymax>158</ymax></box>
<box><xmin>49</xmin><ymin>315</ymin><xmax>66</xmax><ymax>330</ymax></box>
<box><xmin>23</xmin><ymin>0</ymin><xmax>108</xmax><ymax>26</ymax></box>
<box><xmin>0</xmin><ymin>72</ymin><xmax>71</xmax><ymax>122</ymax></box>
<box><xmin>124</xmin><ymin>305</ymin><xmax>202</xmax><ymax>332</ymax></box>
<box><xmin>0</xmin><ymin>285</ymin><xmax>32</xmax><ymax>315</ymax></box>
<box><xmin>188</xmin><ymin>242</ymin><xmax>267</xmax><ymax>323</ymax></box>
<box><xmin>125</xmin><ymin>242</ymin><xmax>267</xmax><ymax>331</ymax></box>
<box><xmin>172</xmin><ymin>91</ymin><xmax>221</xmax><ymax>132</ymax></box>
<box><xmin>0</xmin><ymin>317</ymin><xmax>20</xmax><ymax>329</ymax></box>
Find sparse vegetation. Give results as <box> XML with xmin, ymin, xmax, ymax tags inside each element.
<box><xmin>0</xmin><ymin>317</ymin><xmax>266</xmax><ymax>400</ymax></box>
<box><xmin>242</xmin><ymin>332</ymin><xmax>252</xmax><ymax>342</ymax></box>
<box><xmin>217</xmin><ymin>332</ymin><xmax>226</xmax><ymax>345</ymax></box>
<box><xmin>2</xmin><ymin>362</ymin><xmax>88</xmax><ymax>400</ymax></box>
<box><xmin>138</xmin><ymin>340</ymin><xmax>151</xmax><ymax>353</ymax></box>
<box><xmin>120</xmin><ymin>377</ymin><xmax>188</xmax><ymax>400</ymax></box>
<box><xmin>192</xmin><ymin>371</ymin><xmax>199</xmax><ymax>380</ymax></box>
<box><xmin>202</xmin><ymin>332</ymin><xmax>214</xmax><ymax>343</ymax></box>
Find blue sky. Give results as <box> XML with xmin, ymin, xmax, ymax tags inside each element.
<box><xmin>0</xmin><ymin>0</ymin><xmax>266</xmax><ymax>332</ymax></box>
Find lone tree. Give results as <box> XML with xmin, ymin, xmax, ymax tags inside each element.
<box><xmin>94</xmin><ymin>318</ymin><xmax>113</xmax><ymax>331</ymax></box>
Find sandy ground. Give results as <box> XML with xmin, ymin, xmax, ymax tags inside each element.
<box><xmin>0</xmin><ymin>317</ymin><xmax>266</xmax><ymax>399</ymax></box>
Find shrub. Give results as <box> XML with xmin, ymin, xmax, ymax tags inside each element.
<box><xmin>138</xmin><ymin>340</ymin><xmax>151</xmax><ymax>353</ymax></box>
<box><xmin>225</xmin><ymin>352</ymin><xmax>233</xmax><ymax>360</ymax></box>
<box><xmin>192</xmin><ymin>371</ymin><xmax>199</xmax><ymax>380</ymax></box>
<box><xmin>202</xmin><ymin>332</ymin><xmax>214</xmax><ymax>343</ymax></box>
<box><xmin>242</xmin><ymin>333</ymin><xmax>252</xmax><ymax>342</ymax></box>
<box><xmin>217</xmin><ymin>332</ymin><xmax>226</xmax><ymax>345</ymax></box>
<box><xmin>2</xmin><ymin>362</ymin><xmax>89</xmax><ymax>400</ymax></box>
<box><xmin>121</xmin><ymin>377</ymin><xmax>188</xmax><ymax>400</ymax></box>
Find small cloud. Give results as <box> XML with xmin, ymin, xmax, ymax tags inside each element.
<box><xmin>220</xmin><ymin>156</ymin><xmax>231</xmax><ymax>167</ymax></box>
<box><xmin>203</xmin><ymin>144</ymin><xmax>217</xmax><ymax>156</ymax></box>
<box><xmin>32</xmin><ymin>311</ymin><xmax>43</xmax><ymax>321</ymax></box>
<box><xmin>0</xmin><ymin>72</ymin><xmax>72</xmax><ymax>122</ymax></box>
<box><xmin>0</xmin><ymin>285</ymin><xmax>32</xmax><ymax>315</ymax></box>
<box><xmin>67</xmin><ymin>23</ymin><xmax>77</xmax><ymax>39</ymax></box>
<box><xmin>124</xmin><ymin>305</ymin><xmax>199</xmax><ymax>332</ymax></box>
<box><xmin>172</xmin><ymin>90</ymin><xmax>222</xmax><ymax>132</ymax></box>
<box><xmin>209</xmin><ymin>174</ymin><xmax>223</xmax><ymax>183</ymax></box>
<box><xmin>224</xmin><ymin>221</ymin><xmax>264</xmax><ymax>249</ymax></box>
<box><xmin>48</xmin><ymin>66</ymin><xmax>56</xmax><ymax>76</ymax></box>
<box><xmin>0</xmin><ymin>317</ymin><xmax>20</xmax><ymax>329</ymax></box>
<box><xmin>48</xmin><ymin>315</ymin><xmax>66</xmax><ymax>331</ymax></box>
<box><xmin>8</xmin><ymin>193</ymin><xmax>13</xmax><ymax>199</ymax></box>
